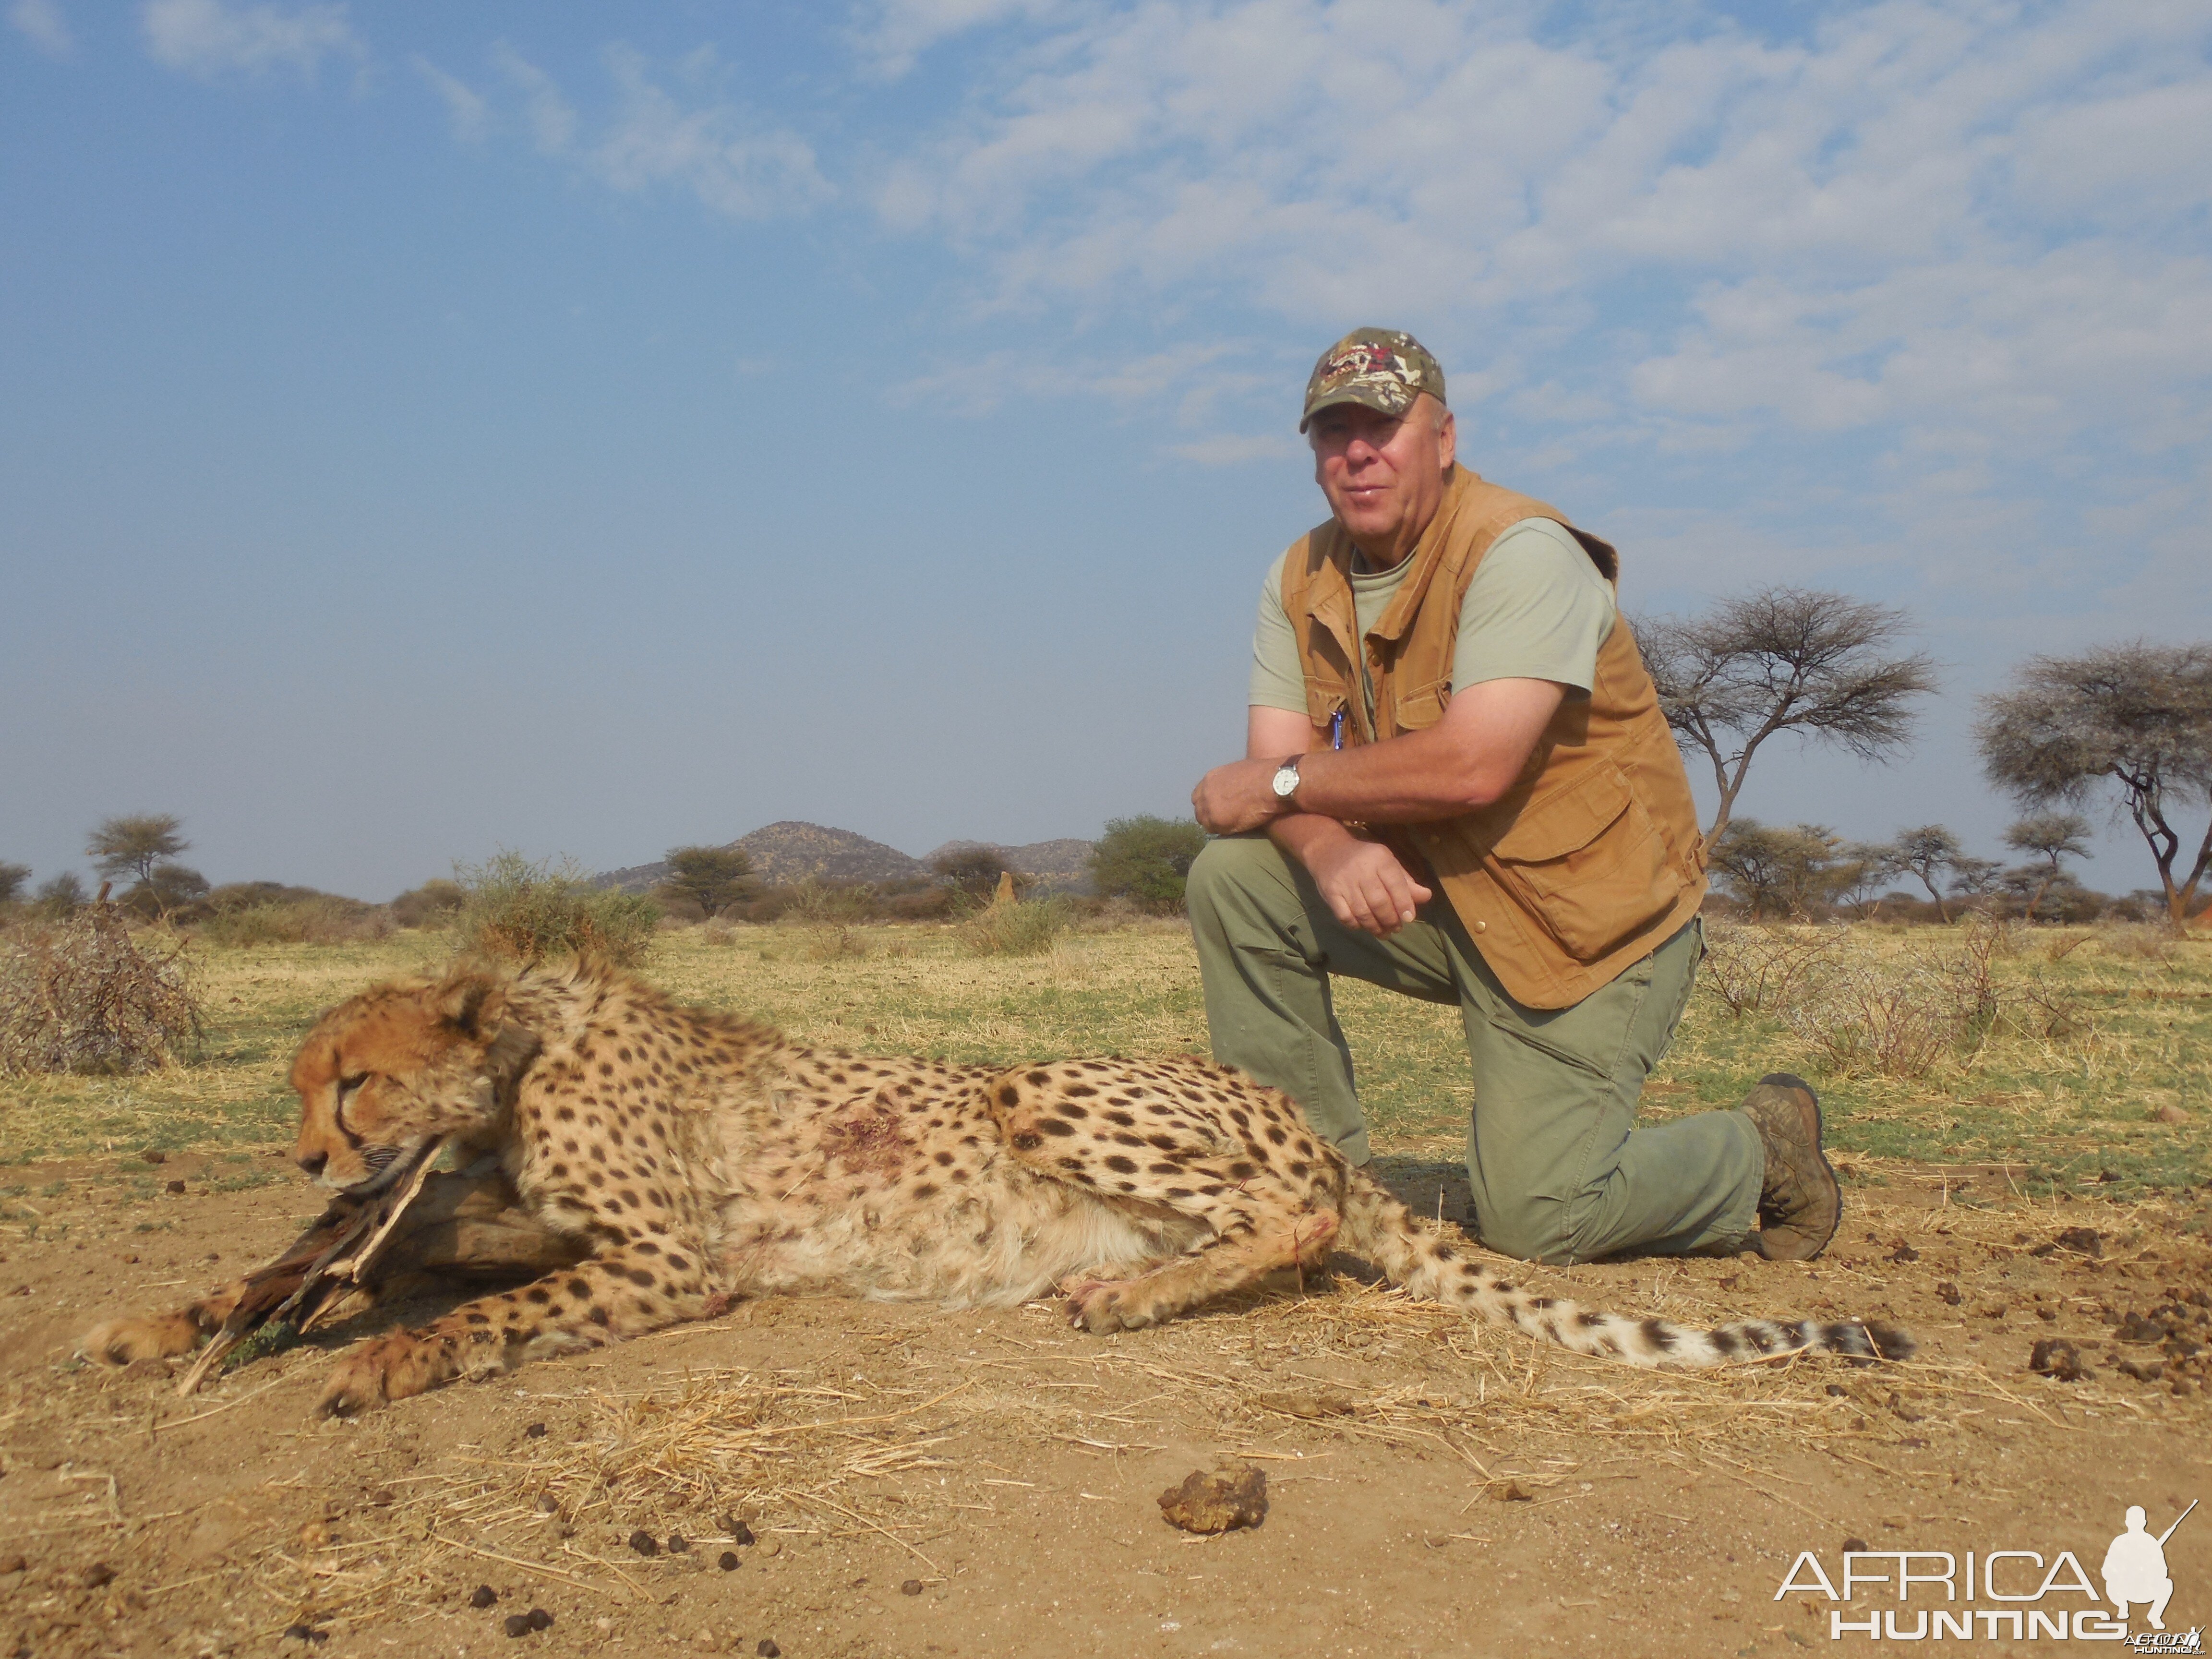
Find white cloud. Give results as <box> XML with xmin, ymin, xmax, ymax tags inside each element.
<box><xmin>9</xmin><ymin>0</ymin><xmax>71</xmax><ymax>56</ymax></box>
<box><xmin>141</xmin><ymin>0</ymin><xmax>362</xmax><ymax>80</ymax></box>
<box><xmin>469</xmin><ymin>44</ymin><xmax>827</xmax><ymax>221</ymax></box>
<box><xmin>589</xmin><ymin>45</ymin><xmax>830</xmax><ymax>219</ymax></box>
<box><xmin>412</xmin><ymin>55</ymin><xmax>487</xmax><ymax>143</ymax></box>
<box><xmin>493</xmin><ymin>41</ymin><xmax>576</xmax><ymax>154</ymax></box>
<box><xmin>849</xmin><ymin>0</ymin><xmax>1063</xmax><ymax>79</ymax></box>
<box><xmin>871</xmin><ymin>0</ymin><xmax>2212</xmax><ymax>467</ymax></box>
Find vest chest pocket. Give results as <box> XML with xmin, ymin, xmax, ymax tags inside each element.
<box><xmin>1486</xmin><ymin>763</ymin><xmax>1677</xmax><ymax>962</ymax></box>
<box><xmin>1389</xmin><ymin>677</ymin><xmax>1450</xmax><ymax>733</ymax></box>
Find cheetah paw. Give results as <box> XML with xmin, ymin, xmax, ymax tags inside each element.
<box><xmin>77</xmin><ymin>1313</ymin><xmax>202</xmax><ymax>1365</ymax></box>
<box><xmin>1065</xmin><ymin>1279</ymin><xmax>1156</xmax><ymax>1335</ymax></box>
<box><xmin>316</xmin><ymin>1332</ymin><xmax>447</xmax><ymax>1417</ymax></box>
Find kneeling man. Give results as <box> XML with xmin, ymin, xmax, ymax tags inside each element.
<box><xmin>1190</xmin><ymin>328</ymin><xmax>1836</xmax><ymax>1266</ymax></box>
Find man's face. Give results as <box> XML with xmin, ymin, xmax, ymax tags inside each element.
<box><xmin>1307</xmin><ymin>394</ymin><xmax>1455</xmax><ymax>565</ymax></box>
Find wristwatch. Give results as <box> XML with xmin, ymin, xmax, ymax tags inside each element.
<box><xmin>1269</xmin><ymin>756</ymin><xmax>1303</xmax><ymax>807</ymax></box>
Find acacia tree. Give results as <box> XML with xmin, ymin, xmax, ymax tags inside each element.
<box><xmin>1636</xmin><ymin>588</ymin><xmax>1937</xmax><ymax>848</ymax></box>
<box><xmin>658</xmin><ymin>845</ymin><xmax>760</xmax><ymax>919</ymax></box>
<box><xmin>2001</xmin><ymin>811</ymin><xmax>2092</xmax><ymax>922</ymax></box>
<box><xmin>1976</xmin><ymin>642</ymin><xmax>2212</xmax><ymax>931</ymax></box>
<box><xmin>1707</xmin><ymin>820</ymin><xmax>1843</xmax><ymax>920</ymax></box>
<box><xmin>1888</xmin><ymin>824</ymin><xmax>1966</xmax><ymax>922</ymax></box>
<box><xmin>0</xmin><ymin>863</ymin><xmax>27</xmax><ymax>906</ymax></box>
<box><xmin>931</xmin><ymin>844</ymin><xmax>1021</xmax><ymax>901</ymax></box>
<box><xmin>87</xmin><ymin>815</ymin><xmax>189</xmax><ymax>889</ymax></box>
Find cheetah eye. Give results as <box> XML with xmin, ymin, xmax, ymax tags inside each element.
<box><xmin>338</xmin><ymin>1072</ymin><xmax>370</xmax><ymax>1095</ymax></box>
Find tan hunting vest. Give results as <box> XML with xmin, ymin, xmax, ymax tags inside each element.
<box><xmin>1280</xmin><ymin>464</ymin><xmax>1707</xmax><ymax>1009</ymax></box>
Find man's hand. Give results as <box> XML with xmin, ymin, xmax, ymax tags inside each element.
<box><xmin>1192</xmin><ymin>756</ymin><xmax>1293</xmax><ymax>836</ymax></box>
<box><xmin>1303</xmin><ymin>831</ymin><xmax>1433</xmax><ymax>937</ymax></box>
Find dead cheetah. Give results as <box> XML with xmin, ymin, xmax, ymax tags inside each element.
<box><xmin>81</xmin><ymin>958</ymin><xmax>1910</xmax><ymax>1414</ymax></box>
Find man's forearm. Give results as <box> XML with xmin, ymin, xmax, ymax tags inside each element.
<box><xmin>1266</xmin><ymin>811</ymin><xmax>1363</xmax><ymax>868</ymax></box>
<box><xmin>1289</xmin><ymin>726</ymin><xmax>1511</xmax><ymax>823</ymax></box>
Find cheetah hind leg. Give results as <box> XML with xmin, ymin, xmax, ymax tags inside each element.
<box><xmin>1063</xmin><ymin>1209</ymin><xmax>1340</xmax><ymax>1334</ymax></box>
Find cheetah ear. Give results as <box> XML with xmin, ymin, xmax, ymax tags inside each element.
<box><xmin>433</xmin><ymin>966</ymin><xmax>505</xmax><ymax>1040</ymax></box>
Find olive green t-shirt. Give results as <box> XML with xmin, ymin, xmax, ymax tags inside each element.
<box><xmin>1248</xmin><ymin>516</ymin><xmax>1617</xmax><ymax>729</ymax></box>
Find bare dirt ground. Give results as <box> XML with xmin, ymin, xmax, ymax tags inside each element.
<box><xmin>3</xmin><ymin>1152</ymin><xmax>2208</xmax><ymax>1659</ymax></box>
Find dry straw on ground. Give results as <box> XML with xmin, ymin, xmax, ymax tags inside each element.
<box><xmin>0</xmin><ymin>906</ymin><xmax>202</xmax><ymax>1077</ymax></box>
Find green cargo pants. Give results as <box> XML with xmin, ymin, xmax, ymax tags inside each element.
<box><xmin>1185</xmin><ymin>834</ymin><xmax>1762</xmax><ymax>1265</ymax></box>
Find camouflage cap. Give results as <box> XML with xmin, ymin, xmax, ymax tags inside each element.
<box><xmin>1299</xmin><ymin>327</ymin><xmax>1446</xmax><ymax>432</ymax></box>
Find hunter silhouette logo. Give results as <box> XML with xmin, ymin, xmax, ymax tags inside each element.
<box><xmin>2107</xmin><ymin>1501</ymin><xmax>2193</xmax><ymax>1640</ymax></box>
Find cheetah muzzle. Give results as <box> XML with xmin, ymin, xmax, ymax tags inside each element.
<box><xmin>80</xmin><ymin>959</ymin><xmax>1912</xmax><ymax>1415</ymax></box>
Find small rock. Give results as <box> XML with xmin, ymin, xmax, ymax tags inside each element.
<box><xmin>1157</xmin><ymin>1463</ymin><xmax>1269</xmax><ymax>1534</ymax></box>
<box><xmin>2116</xmin><ymin>1312</ymin><xmax>2169</xmax><ymax>1344</ymax></box>
<box><xmin>2156</xmin><ymin>1103</ymin><xmax>2190</xmax><ymax>1125</ymax></box>
<box><xmin>82</xmin><ymin>1563</ymin><xmax>116</xmax><ymax>1588</ymax></box>
<box><xmin>757</xmin><ymin>1641</ymin><xmax>781</xmax><ymax>1659</ymax></box>
<box><xmin>0</xmin><ymin>1554</ymin><xmax>26</xmax><ymax>1575</ymax></box>
<box><xmin>1825</xmin><ymin>1384</ymin><xmax>1850</xmax><ymax>1398</ymax></box>
<box><xmin>469</xmin><ymin>1586</ymin><xmax>498</xmax><ymax>1610</ymax></box>
<box><xmin>524</xmin><ymin>1422</ymin><xmax>547</xmax><ymax>1439</ymax></box>
<box><xmin>534</xmin><ymin>1495</ymin><xmax>559</xmax><ymax>1514</ymax></box>
<box><xmin>142</xmin><ymin>1150</ymin><xmax>166</xmax><ymax>1165</ymax></box>
<box><xmin>900</xmin><ymin>1578</ymin><xmax>924</xmax><ymax>1596</ymax></box>
<box><xmin>166</xmin><ymin>1180</ymin><xmax>186</xmax><ymax>1195</ymax></box>
<box><xmin>2030</xmin><ymin>1337</ymin><xmax>2091</xmax><ymax>1381</ymax></box>
<box><xmin>298</xmin><ymin>1519</ymin><xmax>334</xmax><ymax>1549</ymax></box>
<box><xmin>283</xmin><ymin>1625</ymin><xmax>327</xmax><ymax>1645</ymax></box>
<box><xmin>628</xmin><ymin>1529</ymin><xmax>660</xmax><ymax>1557</ymax></box>
<box><xmin>504</xmin><ymin>1613</ymin><xmax>532</xmax><ymax>1638</ymax></box>
<box><xmin>1843</xmin><ymin>1537</ymin><xmax>1870</xmax><ymax>1554</ymax></box>
<box><xmin>527</xmin><ymin>1609</ymin><xmax>552</xmax><ymax>1631</ymax></box>
<box><xmin>758</xmin><ymin>1539</ymin><xmax>782</xmax><ymax>1558</ymax></box>
<box><xmin>1890</xmin><ymin>1243</ymin><xmax>1919</xmax><ymax>1263</ymax></box>
<box><xmin>1489</xmin><ymin>1480</ymin><xmax>1536</xmax><ymax>1503</ymax></box>
<box><xmin>2118</xmin><ymin>1358</ymin><xmax>2166</xmax><ymax>1383</ymax></box>
<box><xmin>718</xmin><ymin>1552</ymin><xmax>741</xmax><ymax>1572</ymax></box>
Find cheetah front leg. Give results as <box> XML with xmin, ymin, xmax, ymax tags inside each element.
<box><xmin>315</xmin><ymin>1245</ymin><xmax>711</xmax><ymax>1416</ymax></box>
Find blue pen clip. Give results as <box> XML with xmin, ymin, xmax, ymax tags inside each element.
<box><xmin>1328</xmin><ymin>709</ymin><xmax>1345</xmax><ymax>750</ymax></box>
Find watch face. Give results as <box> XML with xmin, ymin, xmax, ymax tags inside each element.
<box><xmin>1272</xmin><ymin>763</ymin><xmax>1300</xmax><ymax>797</ymax></box>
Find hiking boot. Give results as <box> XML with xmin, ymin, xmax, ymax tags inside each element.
<box><xmin>1739</xmin><ymin>1073</ymin><xmax>1840</xmax><ymax>1262</ymax></box>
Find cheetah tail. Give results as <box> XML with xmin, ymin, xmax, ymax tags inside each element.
<box><xmin>1335</xmin><ymin>1169</ymin><xmax>1913</xmax><ymax>1369</ymax></box>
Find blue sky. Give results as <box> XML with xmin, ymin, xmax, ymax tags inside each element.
<box><xmin>3</xmin><ymin>0</ymin><xmax>2207</xmax><ymax>901</ymax></box>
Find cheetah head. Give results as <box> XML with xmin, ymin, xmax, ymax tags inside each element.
<box><xmin>289</xmin><ymin>966</ymin><xmax>541</xmax><ymax>1194</ymax></box>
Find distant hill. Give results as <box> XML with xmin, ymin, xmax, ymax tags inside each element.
<box><xmin>925</xmin><ymin>838</ymin><xmax>1096</xmax><ymax>896</ymax></box>
<box><xmin>598</xmin><ymin>823</ymin><xmax>1096</xmax><ymax>895</ymax></box>
<box><xmin>597</xmin><ymin>821</ymin><xmax>926</xmax><ymax>893</ymax></box>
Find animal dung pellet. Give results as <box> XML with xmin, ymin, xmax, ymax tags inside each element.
<box><xmin>667</xmin><ymin>1533</ymin><xmax>690</xmax><ymax>1553</ymax></box>
<box><xmin>757</xmin><ymin>1641</ymin><xmax>781</xmax><ymax>1659</ymax></box>
<box><xmin>166</xmin><ymin>1180</ymin><xmax>186</xmax><ymax>1194</ymax></box>
<box><xmin>900</xmin><ymin>1578</ymin><xmax>924</xmax><ymax>1596</ymax></box>
<box><xmin>718</xmin><ymin>1552</ymin><xmax>741</xmax><ymax>1572</ymax></box>
<box><xmin>628</xmin><ymin>1529</ymin><xmax>660</xmax><ymax>1556</ymax></box>
<box><xmin>721</xmin><ymin>1516</ymin><xmax>755</xmax><ymax>1546</ymax></box>
<box><xmin>82</xmin><ymin>1563</ymin><xmax>116</xmax><ymax>1588</ymax></box>
<box><xmin>469</xmin><ymin>1586</ymin><xmax>497</xmax><ymax>1609</ymax></box>
<box><xmin>1156</xmin><ymin>1463</ymin><xmax>1268</xmax><ymax>1534</ymax></box>
<box><xmin>2030</xmin><ymin>1337</ymin><xmax>2091</xmax><ymax>1381</ymax></box>
<box><xmin>527</xmin><ymin>1610</ymin><xmax>553</xmax><ymax>1631</ymax></box>
<box><xmin>141</xmin><ymin>1150</ymin><xmax>165</xmax><ymax>1165</ymax></box>
<box><xmin>504</xmin><ymin>1613</ymin><xmax>531</xmax><ymax>1638</ymax></box>
<box><xmin>524</xmin><ymin>1421</ymin><xmax>547</xmax><ymax>1438</ymax></box>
